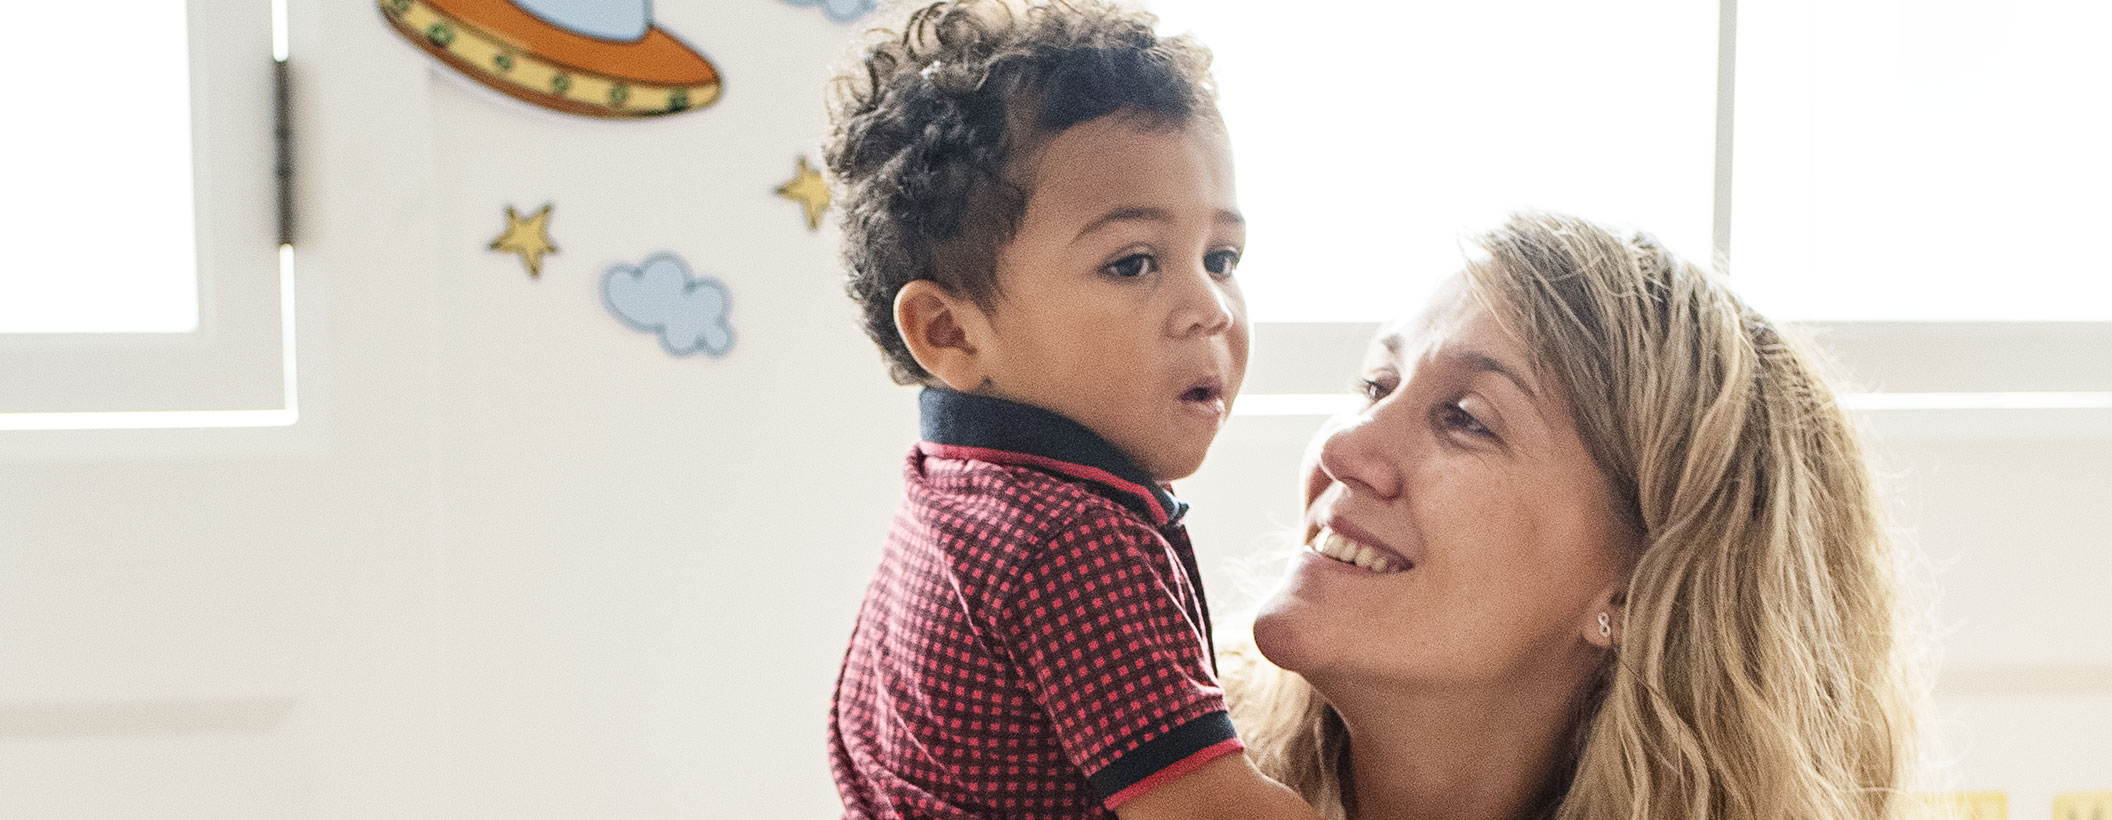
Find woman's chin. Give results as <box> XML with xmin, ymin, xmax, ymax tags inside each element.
<box><xmin>1251</xmin><ymin>589</ymin><xmax>1327</xmax><ymax>674</ymax></box>
<box><xmin>1253</xmin><ymin>565</ymin><xmax>1421</xmax><ymax>685</ymax></box>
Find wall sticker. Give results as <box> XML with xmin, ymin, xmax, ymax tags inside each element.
<box><xmin>381</xmin><ymin>0</ymin><xmax>722</xmax><ymax>118</ymax></box>
<box><xmin>603</xmin><ymin>252</ymin><xmax>735</xmax><ymax>358</ymax></box>
<box><xmin>491</xmin><ymin>203</ymin><xmax>559</xmax><ymax>278</ymax></box>
<box><xmin>775</xmin><ymin>156</ymin><xmax>831</xmax><ymax>232</ymax></box>
<box><xmin>782</xmin><ymin>0</ymin><xmax>878</xmax><ymax>23</ymax></box>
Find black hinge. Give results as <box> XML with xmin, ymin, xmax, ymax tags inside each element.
<box><xmin>274</xmin><ymin>58</ymin><xmax>293</xmax><ymax>247</ymax></box>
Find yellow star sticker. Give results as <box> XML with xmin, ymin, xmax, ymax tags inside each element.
<box><xmin>775</xmin><ymin>156</ymin><xmax>831</xmax><ymax>231</ymax></box>
<box><xmin>490</xmin><ymin>203</ymin><xmax>558</xmax><ymax>278</ymax></box>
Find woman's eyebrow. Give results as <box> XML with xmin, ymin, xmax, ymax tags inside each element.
<box><xmin>1382</xmin><ymin>335</ymin><xmax>1540</xmax><ymax>398</ymax></box>
<box><xmin>1444</xmin><ymin>349</ymin><xmax>1540</xmax><ymax>401</ymax></box>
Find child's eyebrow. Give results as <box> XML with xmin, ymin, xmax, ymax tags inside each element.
<box><xmin>1073</xmin><ymin>207</ymin><xmax>1245</xmax><ymax>243</ymax></box>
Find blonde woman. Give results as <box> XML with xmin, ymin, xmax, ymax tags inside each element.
<box><xmin>1232</xmin><ymin>212</ymin><xmax>1922</xmax><ymax>820</ymax></box>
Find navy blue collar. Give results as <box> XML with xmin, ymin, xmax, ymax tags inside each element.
<box><xmin>919</xmin><ymin>388</ymin><xmax>1189</xmax><ymax>527</ymax></box>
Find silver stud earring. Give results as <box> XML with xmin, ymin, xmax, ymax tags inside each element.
<box><xmin>1597</xmin><ymin>611</ymin><xmax>1612</xmax><ymax>639</ymax></box>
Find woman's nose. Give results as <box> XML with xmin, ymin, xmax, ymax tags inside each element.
<box><xmin>1316</xmin><ymin>409</ymin><xmax>1405</xmax><ymax>501</ymax></box>
<box><xmin>1301</xmin><ymin>413</ymin><xmax>1350</xmax><ymax>510</ymax></box>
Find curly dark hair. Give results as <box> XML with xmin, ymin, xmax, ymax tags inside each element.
<box><xmin>824</xmin><ymin>0</ymin><xmax>1219</xmax><ymax>384</ymax></box>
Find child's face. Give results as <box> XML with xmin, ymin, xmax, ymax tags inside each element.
<box><xmin>974</xmin><ymin>115</ymin><xmax>1250</xmax><ymax>481</ymax></box>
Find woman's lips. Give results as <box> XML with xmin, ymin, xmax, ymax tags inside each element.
<box><xmin>1307</xmin><ymin>526</ymin><xmax>1412</xmax><ymax>574</ymax></box>
<box><xmin>1327</xmin><ymin>518</ymin><xmax>1413</xmax><ymax>563</ymax></box>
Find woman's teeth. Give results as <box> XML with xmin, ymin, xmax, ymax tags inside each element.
<box><xmin>1310</xmin><ymin>528</ymin><xmax>1407</xmax><ymax>573</ymax></box>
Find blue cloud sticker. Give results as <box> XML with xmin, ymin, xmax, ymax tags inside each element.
<box><xmin>783</xmin><ymin>0</ymin><xmax>877</xmax><ymax>23</ymax></box>
<box><xmin>603</xmin><ymin>253</ymin><xmax>735</xmax><ymax>358</ymax></box>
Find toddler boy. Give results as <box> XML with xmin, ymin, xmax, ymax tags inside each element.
<box><xmin>826</xmin><ymin>2</ymin><xmax>1320</xmax><ymax>819</ymax></box>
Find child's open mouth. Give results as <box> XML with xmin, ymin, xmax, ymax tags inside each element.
<box><xmin>1179</xmin><ymin>382</ymin><xmax>1226</xmax><ymax>417</ymax></box>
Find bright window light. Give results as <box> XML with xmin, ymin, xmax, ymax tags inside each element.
<box><xmin>1152</xmin><ymin>1</ymin><xmax>1719</xmax><ymax>322</ymax></box>
<box><xmin>1732</xmin><ymin>0</ymin><xmax>2112</xmax><ymax>320</ymax></box>
<box><xmin>0</xmin><ymin>4</ymin><xmax>197</xmax><ymax>333</ymax></box>
<box><xmin>1235</xmin><ymin>391</ymin><xmax>2112</xmax><ymax>417</ymax></box>
<box><xmin>0</xmin><ymin>246</ymin><xmax>298</xmax><ymax>431</ymax></box>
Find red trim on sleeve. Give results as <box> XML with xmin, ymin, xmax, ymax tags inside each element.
<box><xmin>1101</xmin><ymin>737</ymin><xmax>1247</xmax><ymax>810</ymax></box>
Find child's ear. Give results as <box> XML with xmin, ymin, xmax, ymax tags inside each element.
<box><xmin>894</xmin><ymin>280</ymin><xmax>991</xmax><ymax>392</ymax></box>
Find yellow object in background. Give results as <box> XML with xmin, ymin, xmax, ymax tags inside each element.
<box><xmin>2056</xmin><ymin>791</ymin><xmax>2112</xmax><ymax>820</ymax></box>
<box><xmin>775</xmin><ymin>157</ymin><xmax>831</xmax><ymax>232</ymax></box>
<box><xmin>1923</xmin><ymin>791</ymin><xmax>2008</xmax><ymax>820</ymax></box>
<box><xmin>490</xmin><ymin>203</ymin><xmax>558</xmax><ymax>278</ymax></box>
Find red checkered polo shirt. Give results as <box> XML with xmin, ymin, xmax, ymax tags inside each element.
<box><xmin>829</xmin><ymin>388</ymin><xmax>1240</xmax><ymax>818</ymax></box>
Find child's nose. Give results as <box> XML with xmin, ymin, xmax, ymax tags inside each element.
<box><xmin>1167</xmin><ymin>265</ymin><xmax>1238</xmax><ymax>338</ymax></box>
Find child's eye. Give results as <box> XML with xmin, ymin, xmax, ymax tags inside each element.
<box><xmin>1204</xmin><ymin>249</ymin><xmax>1242</xmax><ymax>277</ymax></box>
<box><xmin>1103</xmin><ymin>254</ymin><xmax>1157</xmax><ymax>278</ymax></box>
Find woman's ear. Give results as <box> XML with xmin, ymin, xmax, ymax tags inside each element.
<box><xmin>894</xmin><ymin>280</ymin><xmax>990</xmax><ymax>392</ymax></box>
<box><xmin>1584</xmin><ymin>584</ymin><xmax>1625</xmax><ymax>649</ymax></box>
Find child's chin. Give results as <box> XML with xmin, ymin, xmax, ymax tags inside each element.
<box><xmin>1147</xmin><ymin>452</ymin><xmax>1207</xmax><ymax>482</ymax></box>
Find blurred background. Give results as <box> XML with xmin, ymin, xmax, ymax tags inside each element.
<box><xmin>1</xmin><ymin>0</ymin><xmax>2105</xmax><ymax>817</ymax></box>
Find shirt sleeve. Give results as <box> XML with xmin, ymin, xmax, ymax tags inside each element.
<box><xmin>992</xmin><ymin>508</ymin><xmax>1244</xmax><ymax>808</ymax></box>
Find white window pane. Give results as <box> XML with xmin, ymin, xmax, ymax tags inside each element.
<box><xmin>0</xmin><ymin>4</ymin><xmax>197</xmax><ymax>333</ymax></box>
<box><xmin>1154</xmin><ymin>1</ymin><xmax>1719</xmax><ymax>321</ymax></box>
<box><xmin>1733</xmin><ymin>0</ymin><xmax>2112</xmax><ymax>320</ymax></box>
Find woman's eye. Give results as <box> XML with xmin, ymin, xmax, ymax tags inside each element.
<box><xmin>1204</xmin><ymin>249</ymin><xmax>1242</xmax><ymax>277</ymax></box>
<box><xmin>1439</xmin><ymin>402</ymin><xmax>1492</xmax><ymax>437</ymax></box>
<box><xmin>1104</xmin><ymin>254</ymin><xmax>1156</xmax><ymax>278</ymax></box>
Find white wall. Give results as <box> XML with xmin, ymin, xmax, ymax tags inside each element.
<box><xmin>3</xmin><ymin>0</ymin><xmax>897</xmax><ymax>816</ymax></box>
<box><xmin>1</xmin><ymin>1</ymin><xmax>2106</xmax><ymax>818</ymax></box>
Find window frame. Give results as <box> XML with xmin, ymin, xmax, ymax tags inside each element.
<box><xmin>1225</xmin><ymin>0</ymin><xmax>2112</xmax><ymax>434</ymax></box>
<box><xmin>0</xmin><ymin>0</ymin><xmax>291</xmax><ymax>428</ymax></box>
<box><xmin>1237</xmin><ymin>321</ymin><xmax>2112</xmax><ymax>439</ymax></box>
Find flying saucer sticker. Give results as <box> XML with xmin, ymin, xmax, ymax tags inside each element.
<box><xmin>782</xmin><ymin>0</ymin><xmax>878</xmax><ymax>23</ymax></box>
<box><xmin>604</xmin><ymin>253</ymin><xmax>735</xmax><ymax>358</ymax></box>
<box><xmin>380</xmin><ymin>0</ymin><xmax>722</xmax><ymax>118</ymax></box>
<box><xmin>776</xmin><ymin>156</ymin><xmax>831</xmax><ymax>231</ymax></box>
<box><xmin>491</xmin><ymin>203</ymin><xmax>558</xmax><ymax>277</ymax></box>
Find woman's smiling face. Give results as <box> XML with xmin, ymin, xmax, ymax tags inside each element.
<box><xmin>1253</xmin><ymin>280</ymin><xmax>1635</xmax><ymax>693</ymax></box>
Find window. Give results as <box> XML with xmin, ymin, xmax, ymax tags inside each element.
<box><xmin>1732</xmin><ymin>0</ymin><xmax>2112</xmax><ymax>321</ymax></box>
<box><xmin>0</xmin><ymin>0</ymin><xmax>293</xmax><ymax>430</ymax></box>
<box><xmin>1149</xmin><ymin>0</ymin><xmax>2112</xmax><ymax>423</ymax></box>
<box><xmin>1152</xmin><ymin>0</ymin><xmax>1719</xmax><ymax>323</ymax></box>
<box><xmin>1</xmin><ymin>4</ymin><xmax>200</xmax><ymax>334</ymax></box>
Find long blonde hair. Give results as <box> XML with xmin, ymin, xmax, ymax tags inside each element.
<box><xmin>1230</xmin><ymin>212</ymin><xmax>1923</xmax><ymax>820</ymax></box>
